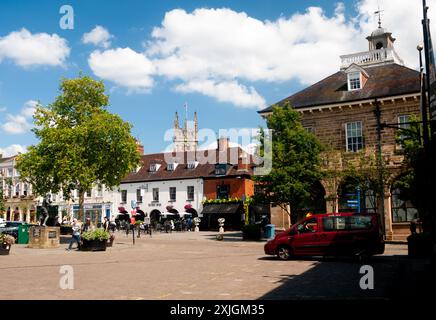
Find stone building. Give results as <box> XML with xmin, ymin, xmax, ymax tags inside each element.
<box><xmin>259</xmin><ymin>24</ymin><xmax>421</xmax><ymax>241</ymax></box>
<box><xmin>173</xmin><ymin>109</ymin><xmax>198</xmax><ymax>153</ymax></box>
<box><xmin>0</xmin><ymin>155</ymin><xmax>38</xmax><ymax>223</ymax></box>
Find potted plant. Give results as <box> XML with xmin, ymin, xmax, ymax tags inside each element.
<box><xmin>0</xmin><ymin>234</ymin><xmax>15</xmax><ymax>255</ymax></box>
<box><xmin>80</xmin><ymin>229</ymin><xmax>110</xmax><ymax>251</ymax></box>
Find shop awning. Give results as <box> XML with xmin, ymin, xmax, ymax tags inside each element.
<box><xmin>200</xmin><ymin>203</ymin><xmax>241</xmax><ymax>215</ymax></box>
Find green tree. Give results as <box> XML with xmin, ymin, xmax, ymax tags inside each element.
<box><xmin>254</xmin><ymin>103</ymin><xmax>323</xmax><ymax>223</ymax></box>
<box><xmin>393</xmin><ymin>115</ymin><xmax>436</xmax><ymax>234</ymax></box>
<box><xmin>0</xmin><ymin>188</ymin><xmax>5</xmax><ymax>217</ymax></box>
<box><xmin>16</xmin><ymin>75</ymin><xmax>140</xmax><ymax>220</ymax></box>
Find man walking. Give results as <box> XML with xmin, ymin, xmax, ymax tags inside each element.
<box><xmin>67</xmin><ymin>218</ymin><xmax>81</xmax><ymax>251</ymax></box>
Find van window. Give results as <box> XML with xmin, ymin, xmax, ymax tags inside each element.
<box><xmin>296</xmin><ymin>218</ymin><xmax>318</xmax><ymax>233</ymax></box>
<box><xmin>322</xmin><ymin>215</ymin><xmax>372</xmax><ymax>231</ymax></box>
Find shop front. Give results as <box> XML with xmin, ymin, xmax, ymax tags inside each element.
<box><xmin>72</xmin><ymin>204</ymin><xmax>112</xmax><ymax>226</ymax></box>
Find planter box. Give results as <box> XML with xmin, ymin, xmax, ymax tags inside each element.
<box><xmin>0</xmin><ymin>244</ymin><xmax>11</xmax><ymax>255</ymax></box>
<box><xmin>80</xmin><ymin>239</ymin><xmax>107</xmax><ymax>252</ymax></box>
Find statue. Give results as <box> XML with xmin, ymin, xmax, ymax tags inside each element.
<box><xmin>40</xmin><ymin>194</ymin><xmax>51</xmax><ymax>227</ymax></box>
<box><xmin>218</xmin><ymin>218</ymin><xmax>225</xmax><ymax>234</ymax></box>
<box><xmin>193</xmin><ymin>217</ymin><xmax>201</xmax><ymax>233</ymax></box>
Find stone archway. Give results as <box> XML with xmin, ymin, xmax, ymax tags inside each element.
<box><xmin>295</xmin><ymin>181</ymin><xmax>327</xmax><ymax>221</ymax></box>
<box><xmin>337</xmin><ymin>176</ymin><xmax>377</xmax><ymax>214</ymax></box>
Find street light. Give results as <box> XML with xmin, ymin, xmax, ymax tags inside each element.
<box><xmin>418</xmin><ymin>43</ymin><xmax>430</xmax><ymax>147</ymax></box>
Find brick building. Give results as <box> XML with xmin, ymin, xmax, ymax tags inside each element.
<box><xmin>203</xmin><ymin>137</ymin><xmax>254</xmax><ymax>201</ymax></box>
<box><xmin>259</xmin><ymin>24</ymin><xmax>421</xmax><ymax>240</ymax></box>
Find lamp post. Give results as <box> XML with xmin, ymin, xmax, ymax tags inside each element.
<box><xmin>374</xmin><ymin>99</ymin><xmax>386</xmax><ymax>238</ymax></box>
<box><xmin>418</xmin><ymin>44</ymin><xmax>430</xmax><ymax>147</ymax></box>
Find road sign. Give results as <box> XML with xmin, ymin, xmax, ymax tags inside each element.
<box><xmin>131</xmin><ymin>200</ymin><xmax>137</xmax><ymax>210</ymax></box>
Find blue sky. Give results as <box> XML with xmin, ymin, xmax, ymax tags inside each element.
<box><xmin>0</xmin><ymin>0</ymin><xmax>430</xmax><ymax>156</ymax></box>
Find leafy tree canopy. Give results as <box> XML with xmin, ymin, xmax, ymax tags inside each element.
<box><xmin>254</xmin><ymin>103</ymin><xmax>323</xmax><ymax>223</ymax></box>
<box><xmin>16</xmin><ymin>75</ymin><xmax>140</xmax><ymax>218</ymax></box>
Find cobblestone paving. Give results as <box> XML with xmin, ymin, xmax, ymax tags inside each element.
<box><xmin>0</xmin><ymin>231</ymin><xmax>430</xmax><ymax>300</ymax></box>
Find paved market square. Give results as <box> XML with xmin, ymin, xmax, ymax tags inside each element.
<box><xmin>0</xmin><ymin>231</ymin><xmax>433</xmax><ymax>300</ymax></box>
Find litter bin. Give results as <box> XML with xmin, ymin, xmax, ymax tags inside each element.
<box><xmin>265</xmin><ymin>224</ymin><xmax>275</xmax><ymax>239</ymax></box>
<box><xmin>17</xmin><ymin>224</ymin><xmax>29</xmax><ymax>244</ymax></box>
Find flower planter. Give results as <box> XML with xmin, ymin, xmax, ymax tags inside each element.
<box><xmin>0</xmin><ymin>244</ymin><xmax>11</xmax><ymax>255</ymax></box>
<box><xmin>80</xmin><ymin>239</ymin><xmax>107</xmax><ymax>252</ymax></box>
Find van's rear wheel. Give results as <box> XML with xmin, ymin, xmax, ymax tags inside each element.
<box><xmin>277</xmin><ymin>246</ymin><xmax>292</xmax><ymax>260</ymax></box>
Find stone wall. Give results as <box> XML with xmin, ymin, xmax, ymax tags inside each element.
<box><xmin>298</xmin><ymin>95</ymin><xmax>421</xmax><ymax>240</ymax></box>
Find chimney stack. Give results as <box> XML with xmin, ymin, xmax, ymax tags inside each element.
<box><xmin>136</xmin><ymin>140</ymin><xmax>144</xmax><ymax>155</ymax></box>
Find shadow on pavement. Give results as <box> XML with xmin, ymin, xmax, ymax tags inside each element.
<box><xmin>257</xmin><ymin>255</ymin><xmax>436</xmax><ymax>300</ymax></box>
<box><xmin>201</xmin><ymin>231</ymin><xmax>268</xmax><ymax>243</ymax></box>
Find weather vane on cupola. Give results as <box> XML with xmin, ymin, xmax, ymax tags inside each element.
<box><xmin>374</xmin><ymin>6</ymin><xmax>384</xmax><ymax>29</ymax></box>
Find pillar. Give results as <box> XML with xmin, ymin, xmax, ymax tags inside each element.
<box><xmin>383</xmin><ymin>188</ymin><xmax>393</xmax><ymax>241</ymax></box>
<box><xmin>26</xmin><ymin>207</ymin><xmax>31</xmax><ymax>223</ymax></box>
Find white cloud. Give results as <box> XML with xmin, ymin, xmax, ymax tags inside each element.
<box><xmin>149</xmin><ymin>7</ymin><xmax>358</xmax><ymax>86</ymax></box>
<box><xmin>0</xmin><ymin>144</ymin><xmax>27</xmax><ymax>157</ymax></box>
<box><xmin>88</xmin><ymin>1</ymin><xmax>436</xmax><ymax>108</ymax></box>
<box><xmin>0</xmin><ymin>107</ymin><xmax>6</xmax><ymax>112</ymax></box>
<box><xmin>0</xmin><ymin>28</ymin><xmax>70</xmax><ymax>67</ymax></box>
<box><xmin>356</xmin><ymin>0</ymin><xmax>436</xmax><ymax>70</ymax></box>
<box><xmin>1</xmin><ymin>100</ymin><xmax>37</xmax><ymax>135</ymax></box>
<box><xmin>88</xmin><ymin>48</ymin><xmax>155</xmax><ymax>92</ymax></box>
<box><xmin>175</xmin><ymin>80</ymin><xmax>266</xmax><ymax>109</ymax></box>
<box><xmin>82</xmin><ymin>26</ymin><xmax>113</xmax><ymax>49</ymax></box>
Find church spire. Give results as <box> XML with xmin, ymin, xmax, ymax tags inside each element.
<box><xmin>174</xmin><ymin>111</ymin><xmax>179</xmax><ymax>129</ymax></box>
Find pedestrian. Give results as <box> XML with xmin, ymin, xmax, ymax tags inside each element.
<box><xmin>82</xmin><ymin>217</ymin><xmax>92</xmax><ymax>232</ymax></box>
<box><xmin>67</xmin><ymin>218</ymin><xmax>81</xmax><ymax>251</ymax></box>
<box><xmin>187</xmin><ymin>217</ymin><xmax>192</xmax><ymax>232</ymax></box>
<box><xmin>109</xmin><ymin>215</ymin><xmax>117</xmax><ymax>232</ymax></box>
<box><xmin>103</xmin><ymin>217</ymin><xmax>109</xmax><ymax>232</ymax></box>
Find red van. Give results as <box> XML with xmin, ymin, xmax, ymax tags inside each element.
<box><xmin>264</xmin><ymin>212</ymin><xmax>385</xmax><ymax>260</ymax></box>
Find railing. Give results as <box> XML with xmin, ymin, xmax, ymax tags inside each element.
<box><xmin>340</xmin><ymin>48</ymin><xmax>404</xmax><ymax>70</ymax></box>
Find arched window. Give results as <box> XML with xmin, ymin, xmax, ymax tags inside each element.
<box><xmin>376</xmin><ymin>42</ymin><xmax>383</xmax><ymax>49</ymax></box>
<box><xmin>338</xmin><ymin>178</ymin><xmax>377</xmax><ymax>213</ymax></box>
<box><xmin>391</xmin><ymin>187</ymin><xmax>418</xmax><ymax>223</ymax></box>
<box><xmin>15</xmin><ymin>183</ymin><xmax>20</xmax><ymax>196</ymax></box>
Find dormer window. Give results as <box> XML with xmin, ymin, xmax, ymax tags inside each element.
<box><xmin>348</xmin><ymin>72</ymin><xmax>361</xmax><ymax>90</ymax></box>
<box><xmin>215</xmin><ymin>164</ymin><xmax>228</xmax><ymax>176</ymax></box>
<box><xmin>187</xmin><ymin>161</ymin><xmax>196</xmax><ymax>169</ymax></box>
<box><xmin>167</xmin><ymin>163</ymin><xmax>177</xmax><ymax>171</ymax></box>
<box><xmin>149</xmin><ymin>163</ymin><xmax>161</xmax><ymax>172</ymax></box>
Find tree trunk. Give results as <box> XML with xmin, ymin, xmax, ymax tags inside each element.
<box><xmin>78</xmin><ymin>190</ymin><xmax>85</xmax><ymax>221</ymax></box>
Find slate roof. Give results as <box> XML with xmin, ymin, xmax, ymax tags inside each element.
<box><xmin>121</xmin><ymin>147</ymin><xmax>254</xmax><ymax>183</ymax></box>
<box><xmin>258</xmin><ymin>63</ymin><xmax>421</xmax><ymax>113</ymax></box>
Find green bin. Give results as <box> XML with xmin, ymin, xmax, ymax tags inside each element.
<box><xmin>17</xmin><ymin>224</ymin><xmax>29</xmax><ymax>244</ymax></box>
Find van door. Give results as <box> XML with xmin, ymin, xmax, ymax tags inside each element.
<box><xmin>291</xmin><ymin>217</ymin><xmax>322</xmax><ymax>256</ymax></box>
<box><xmin>319</xmin><ymin>216</ymin><xmax>352</xmax><ymax>255</ymax></box>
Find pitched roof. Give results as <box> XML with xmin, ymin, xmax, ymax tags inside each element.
<box><xmin>121</xmin><ymin>147</ymin><xmax>255</xmax><ymax>183</ymax></box>
<box><xmin>0</xmin><ymin>155</ymin><xmax>16</xmax><ymax>164</ymax></box>
<box><xmin>258</xmin><ymin>64</ymin><xmax>421</xmax><ymax>113</ymax></box>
